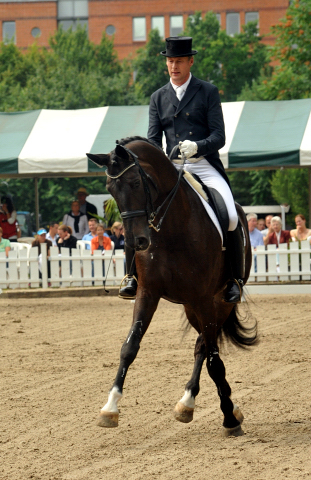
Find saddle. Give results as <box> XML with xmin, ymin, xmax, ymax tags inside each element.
<box><xmin>188</xmin><ymin>173</ymin><xmax>229</xmax><ymax>245</ymax></box>
<box><xmin>169</xmin><ymin>145</ymin><xmax>229</xmax><ymax>245</ymax></box>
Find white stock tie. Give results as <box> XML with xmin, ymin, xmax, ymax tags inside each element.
<box><xmin>176</xmin><ymin>87</ymin><xmax>184</xmax><ymax>101</ymax></box>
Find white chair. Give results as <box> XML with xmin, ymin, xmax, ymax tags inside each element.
<box><xmin>10</xmin><ymin>242</ymin><xmax>31</xmax><ymax>256</ymax></box>
<box><xmin>77</xmin><ymin>240</ymin><xmax>91</xmax><ymax>251</ymax></box>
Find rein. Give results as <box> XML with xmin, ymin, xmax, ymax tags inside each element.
<box><xmin>109</xmin><ymin>145</ymin><xmax>185</xmax><ymax>232</ymax></box>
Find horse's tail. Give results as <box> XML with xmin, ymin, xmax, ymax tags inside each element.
<box><xmin>218</xmin><ymin>303</ymin><xmax>258</xmax><ymax>349</ymax></box>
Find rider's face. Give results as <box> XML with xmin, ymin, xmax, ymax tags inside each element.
<box><xmin>166</xmin><ymin>56</ymin><xmax>194</xmax><ymax>86</ymax></box>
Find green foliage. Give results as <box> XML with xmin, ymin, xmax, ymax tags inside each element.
<box><xmin>228</xmin><ymin>170</ymin><xmax>276</xmax><ymax>206</ymax></box>
<box><xmin>0</xmin><ymin>26</ymin><xmax>138</xmax><ymax>111</ymax></box>
<box><xmin>239</xmin><ymin>0</ymin><xmax>311</xmax><ymax>101</ymax></box>
<box><xmin>271</xmin><ymin>168</ymin><xmax>309</xmax><ymax>225</ymax></box>
<box><xmin>132</xmin><ymin>30</ymin><xmax>167</xmax><ymax>103</ymax></box>
<box><xmin>1</xmin><ymin>177</ymin><xmax>108</xmax><ymax>227</ymax></box>
<box><xmin>182</xmin><ymin>12</ymin><xmax>269</xmax><ymax>101</ymax></box>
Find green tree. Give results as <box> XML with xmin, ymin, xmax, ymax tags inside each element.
<box><xmin>2</xmin><ymin>176</ymin><xmax>109</xmax><ymax>227</ymax></box>
<box><xmin>182</xmin><ymin>12</ymin><xmax>269</xmax><ymax>101</ymax></box>
<box><xmin>271</xmin><ymin>168</ymin><xmax>309</xmax><ymax>225</ymax></box>
<box><xmin>239</xmin><ymin>0</ymin><xmax>311</xmax><ymax>101</ymax></box>
<box><xmin>132</xmin><ymin>29</ymin><xmax>167</xmax><ymax>103</ymax></box>
<box><xmin>0</xmin><ymin>26</ymin><xmax>137</xmax><ymax>112</ymax></box>
<box><xmin>228</xmin><ymin>170</ymin><xmax>276</xmax><ymax>206</ymax></box>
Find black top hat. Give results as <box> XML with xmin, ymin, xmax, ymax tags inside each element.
<box><xmin>160</xmin><ymin>37</ymin><xmax>198</xmax><ymax>57</ymax></box>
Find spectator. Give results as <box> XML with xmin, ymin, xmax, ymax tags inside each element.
<box><xmin>32</xmin><ymin>228</ymin><xmax>53</xmax><ymax>279</ymax></box>
<box><xmin>261</xmin><ymin>214</ymin><xmax>273</xmax><ymax>239</ymax></box>
<box><xmin>110</xmin><ymin>222</ymin><xmax>125</xmax><ymax>250</ymax></box>
<box><xmin>247</xmin><ymin>213</ymin><xmax>264</xmax><ymax>248</ymax></box>
<box><xmin>46</xmin><ymin>222</ymin><xmax>59</xmax><ymax>246</ymax></box>
<box><xmin>32</xmin><ymin>228</ymin><xmax>52</xmax><ymax>256</ymax></box>
<box><xmin>0</xmin><ymin>195</ymin><xmax>18</xmax><ymax>242</ymax></box>
<box><xmin>257</xmin><ymin>218</ymin><xmax>265</xmax><ymax>231</ymax></box>
<box><xmin>82</xmin><ymin>218</ymin><xmax>110</xmax><ymax>249</ymax></box>
<box><xmin>91</xmin><ymin>224</ymin><xmax>112</xmax><ymax>254</ymax></box>
<box><xmin>57</xmin><ymin>225</ymin><xmax>77</xmax><ymax>254</ymax></box>
<box><xmin>264</xmin><ymin>216</ymin><xmax>291</xmax><ymax>246</ymax></box>
<box><xmin>0</xmin><ymin>226</ymin><xmax>11</xmax><ymax>256</ymax></box>
<box><xmin>62</xmin><ymin>200</ymin><xmax>88</xmax><ymax>240</ymax></box>
<box><xmin>290</xmin><ymin>214</ymin><xmax>311</xmax><ymax>242</ymax></box>
<box><xmin>77</xmin><ymin>187</ymin><xmax>98</xmax><ymax>221</ymax></box>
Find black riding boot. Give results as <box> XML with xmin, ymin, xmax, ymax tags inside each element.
<box><xmin>119</xmin><ymin>246</ymin><xmax>138</xmax><ymax>299</ymax></box>
<box><xmin>223</xmin><ymin>226</ymin><xmax>245</xmax><ymax>303</ymax></box>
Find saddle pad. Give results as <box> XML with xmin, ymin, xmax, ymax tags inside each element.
<box><xmin>183</xmin><ymin>170</ymin><xmax>223</xmax><ymax>245</ymax></box>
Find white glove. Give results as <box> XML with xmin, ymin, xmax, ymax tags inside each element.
<box><xmin>178</xmin><ymin>140</ymin><xmax>198</xmax><ymax>159</ymax></box>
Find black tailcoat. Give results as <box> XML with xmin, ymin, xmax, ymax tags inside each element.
<box><xmin>147</xmin><ymin>75</ymin><xmax>230</xmax><ymax>185</ymax></box>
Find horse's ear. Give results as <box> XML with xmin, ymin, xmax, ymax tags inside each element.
<box><xmin>115</xmin><ymin>144</ymin><xmax>130</xmax><ymax>161</ymax></box>
<box><xmin>86</xmin><ymin>153</ymin><xmax>109</xmax><ymax>168</ymax></box>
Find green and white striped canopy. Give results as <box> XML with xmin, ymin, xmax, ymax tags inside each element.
<box><xmin>0</xmin><ymin>99</ymin><xmax>310</xmax><ymax>177</ymax></box>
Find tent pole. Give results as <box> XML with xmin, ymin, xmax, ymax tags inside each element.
<box><xmin>34</xmin><ymin>178</ymin><xmax>39</xmax><ymax>231</ymax></box>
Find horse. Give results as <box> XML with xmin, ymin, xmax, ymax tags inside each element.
<box><xmin>87</xmin><ymin>136</ymin><xmax>257</xmax><ymax>437</ymax></box>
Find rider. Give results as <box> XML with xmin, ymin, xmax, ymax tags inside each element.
<box><xmin>119</xmin><ymin>36</ymin><xmax>244</xmax><ymax>303</ymax></box>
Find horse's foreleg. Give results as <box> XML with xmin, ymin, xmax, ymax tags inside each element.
<box><xmin>98</xmin><ymin>295</ymin><xmax>159</xmax><ymax>428</ymax></box>
<box><xmin>206</xmin><ymin>344</ymin><xmax>244</xmax><ymax>437</ymax></box>
<box><xmin>174</xmin><ymin>334</ymin><xmax>206</xmax><ymax>423</ymax></box>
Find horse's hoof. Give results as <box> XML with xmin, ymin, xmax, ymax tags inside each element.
<box><xmin>174</xmin><ymin>402</ymin><xmax>194</xmax><ymax>423</ymax></box>
<box><xmin>222</xmin><ymin>424</ymin><xmax>244</xmax><ymax>437</ymax></box>
<box><xmin>233</xmin><ymin>405</ymin><xmax>244</xmax><ymax>425</ymax></box>
<box><xmin>97</xmin><ymin>411</ymin><xmax>119</xmax><ymax>428</ymax></box>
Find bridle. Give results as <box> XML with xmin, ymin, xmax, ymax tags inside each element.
<box><xmin>106</xmin><ymin>145</ymin><xmax>185</xmax><ymax>232</ymax></box>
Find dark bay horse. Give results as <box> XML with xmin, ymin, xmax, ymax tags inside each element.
<box><xmin>87</xmin><ymin>136</ymin><xmax>257</xmax><ymax>436</ymax></box>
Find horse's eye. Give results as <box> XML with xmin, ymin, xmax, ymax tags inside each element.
<box><xmin>132</xmin><ymin>179</ymin><xmax>140</xmax><ymax>189</ymax></box>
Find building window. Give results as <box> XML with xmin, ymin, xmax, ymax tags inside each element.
<box><xmin>226</xmin><ymin>13</ymin><xmax>240</xmax><ymax>36</ymax></box>
<box><xmin>58</xmin><ymin>0</ymin><xmax>88</xmax><ymax>31</ymax></box>
<box><xmin>31</xmin><ymin>27</ymin><xmax>41</xmax><ymax>38</ymax></box>
<box><xmin>245</xmin><ymin>12</ymin><xmax>259</xmax><ymax>25</ymax></box>
<box><xmin>133</xmin><ymin>17</ymin><xmax>146</xmax><ymax>41</ymax></box>
<box><xmin>106</xmin><ymin>25</ymin><xmax>116</xmax><ymax>36</ymax></box>
<box><xmin>151</xmin><ymin>16</ymin><xmax>165</xmax><ymax>39</ymax></box>
<box><xmin>2</xmin><ymin>21</ymin><xmax>16</xmax><ymax>44</ymax></box>
<box><xmin>215</xmin><ymin>14</ymin><xmax>221</xmax><ymax>25</ymax></box>
<box><xmin>59</xmin><ymin>19</ymin><xmax>88</xmax><ymax>32</ymax></box>
<box><xmin>170</xmin><ymin>15</ymin><xmax>183</xmax><ymax>36</ymax></box>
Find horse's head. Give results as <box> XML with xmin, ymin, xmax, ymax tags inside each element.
<box><xmin>87</xmin><ymin>143</ymin><xmax>158</xmax><ymax>251</ymax></box>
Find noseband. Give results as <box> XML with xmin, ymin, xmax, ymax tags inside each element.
<box><xmin>106</xmin><ymin>145</ymin><xmax>185</xmax><ymax>232</ymax></box>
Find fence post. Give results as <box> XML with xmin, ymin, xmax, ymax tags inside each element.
<box><xmin>41</xmin><ymin>243</ymin><xmax>48</xmax><ymax>289</ymax></box>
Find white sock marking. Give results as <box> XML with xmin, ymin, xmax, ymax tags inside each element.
<box><xmin>101</xmin><ymin>386</ymin><xmax>122</xmax><ymax>413</ymax></box>
<box><xmin>180</xmin><ymin>390</ymin><xmax>195</xmax><ymax>409</ymax></box>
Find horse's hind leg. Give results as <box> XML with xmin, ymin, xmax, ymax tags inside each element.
<box><xmin>174</xmin><ymin>333</ymin><xmax>206</xmax><ymax>423</ymax></box>
<box><xmin>97</xmin><ymin>295</ymin><xmax>159</xmax><ymax>428</ymax></box>
<box><xmin>206</xmin><ymin>342</ymin><xmax>244</xmax><ymax>437</ymax></box>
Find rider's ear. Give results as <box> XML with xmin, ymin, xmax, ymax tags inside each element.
<box><xmin>86</xmin><ymin>153</ymin><xmax>110</xmax><ymax>168</ymax></box>
<box><xmin>115</xmin><ymin>144</ymin><xmax>130</xmax><ymax>161</ymax></box>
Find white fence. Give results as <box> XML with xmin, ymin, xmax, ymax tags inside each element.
<box><xmin>0</xmin><ymin>244</ymin><xmax>125</xmax><ymax>290</ymax></box>
<box><xmin>1</xmin><ymin>241</ymin><xmax>311</xmax><ymax>291</ymax></box>
<box><xmin>249</xmin><ymin>240</ymin><xmax>311</xmax><ymax>282</ymax></box>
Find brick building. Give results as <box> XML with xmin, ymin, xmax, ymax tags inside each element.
<box><xmin>1</xmin><ymin>0</ymin><xmax>289</xmax><ymax>59</ymax></box>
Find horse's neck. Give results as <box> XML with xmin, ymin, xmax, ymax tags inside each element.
<box><xmin>140</xmin><ymin>150</ymin><xmax>178</xmax><ymax>193</ymax></box>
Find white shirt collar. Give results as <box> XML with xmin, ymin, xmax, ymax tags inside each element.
<box><xmin>170</xmin><ymin>73</ymin><xmax>192</xmax><ymax>96</ymax></box>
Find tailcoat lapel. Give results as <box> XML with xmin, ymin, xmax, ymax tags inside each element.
<box><xmin>163</xmin><ymin>82</ymin><xmax>179</xmax><ymax>109</ymax></box>
<box><xmin>176</xmin><ymin>76</ymin><xmax>201</xmax><ymax>114</ymax></box>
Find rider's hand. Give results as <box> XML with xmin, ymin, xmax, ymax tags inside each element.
<box><xmin>178</xmin><ymin>140</ymin><xmax>198</xmax><ymax>159</ymax></box>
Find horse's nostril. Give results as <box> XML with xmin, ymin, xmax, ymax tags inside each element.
<box><xmin>135</xmin><ymin>236</ymin><xmax>149</xmax><ymax>250</ymax></box>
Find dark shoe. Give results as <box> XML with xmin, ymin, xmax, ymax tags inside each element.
<box><xmin>119</xmin><ymin>276</ymin><xmax>137</xmax><ymax>299</ymax></box>
<box><xmin>223</xmin><ymin>279</ymin><xmax>243</xmax><ymax>303</ymax></box>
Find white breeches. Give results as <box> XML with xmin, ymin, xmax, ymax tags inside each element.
<box><xmin>174</xmin><ymin>158</ymin><xmax>238</xmax><ymax>231</ymax></box>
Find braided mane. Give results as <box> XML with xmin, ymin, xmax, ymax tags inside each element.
<box><xmin>116</xmin><ymin>136</ymin><xmax>163</xmax><ymax>152</ymax></box>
